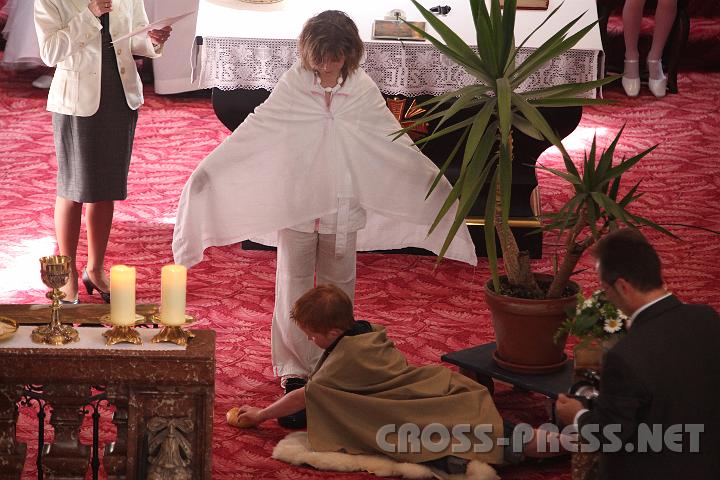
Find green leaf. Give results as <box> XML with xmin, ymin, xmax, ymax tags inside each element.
<box><xmin>528</xmin><ymin>98</ymin><xmax>611</xmax><ymax>107</ymax></box>
<box><xmin>585</xmin><ymin>134</ymin><xmax>598</xmax><ymax>189</ymax></box>
<box><xmin>435</xmin><ymin>95</ymin><xmax>487</xmax><ymax>131</ymax></box>
<box><xmin>544</xmin><ymin>194</ymin><xmax>586</xmax><ymax>235</ymax></box>
<box><xmin>585</xmin><ymin>193</ymin><xmax>600</xmax><ymax>238</ymax></box>
<box><xmin>497</xmin><ymin>78</ymin><xmax>512</xmax><ymax>146</ymax></box>
<box><xmin>512</xmin><ymin>19</ymin><xmax>597</xmax><ymax>87</ymax></box>
<box><xmin>512</xmin><ymin>93</ymin><xmax>570</xmax><ymax>161</ymax></box>
<box><xmin>462</xmin><ymin>119</ymin><xmax>498</xmax><ymax>178</ymax></box>
<box><xmin>401</xmin><ymin>18</ymin><xmax>491</xmax><ymax>83</ymax></box>
<box><xmin>408</xmin><ymin>1</ymin><xmax>486</xmax><ymax>73</ymax></box>
<box><xmin>427</xmin><ymin>127</ymin><xmax>470</xmax><ymax>198</ymax></box>
<box><xmin>591</xmin><ymin>192</ymin><xmax>630</xmax><ymax>223</ymax></box>
<box><xmin>391</xmin><ymin>106</ymin><xmax>473</xmax><ymax>141</ymax></box>
<box><xmin>608</xmin><ymin>176</ymin><xmax>622</xmax><ymax>201</ymax></box>
<box><xmin>462</xmin><ymin>101</ymin><xmax>497</xmax><ymax>170</ymax></box>
<box><xmin>515</xmin><ymin>1</ymin><xmax>565</xmax><ymax>52</ymax></box>
<box><xmin>604</xmin><ymin>145</ymin><xmax>658</xmax><ymax>180</ymax></box>
<box><xmin>500</xmin><ymin>0</ymin><xmax>517</xmax><ymax>73</ymax></box>
<box><xmin>617</xmin><ymin>181</ymin><xmax>640</xmax><ymax>207</ymax></box>
<box><xmin>435</xmin><ymin>159</ymin><xmax>491</xmax><ymax>261</ymax></box>
<box><xmin>413</xmin><ymin>117</ymin><xmax>476</xmax><ymax>146</ymax></box>
<box><xmin>512</xmin><ymin>113</ymin><xmax>543</xmax><ymax>140</ymax></box>
<box><xmin>427</xmin><ymin>170</ymin><xmax>465</xmax><ymax>235</ymax></box>
<box><xmin>536</xmin><ymin>163</ymin><xmax>583</xmax><ymax>186</ymax></box>
<box><xmin>413</xmin><ymin>85</ymin><xmax>488</xmax><ymax>111</ymax></box>
<box><xmin>510</xmin><ymin>12</ymin><xmax>588</xmax><ymax>82</ymax></box>
<box><xmin>596</xmin><ymin>126</ymin><xmax>625</xmax><ymax>179</ymax></box>
<box><xmin>489</xmin><ymin>0</ymin><xmax>504</xmax><ymax>71</ymax></box>
<box><xmin>627</xmin><ymin>213</ymin><xmax>679</xmax><ymax>239</ymax></box>
<box><xmin>473</xmin><ymin>0</ymin><xmax>499</xmax><ymax>73</ymax></box>
<box><xmin>522</xmin><ymin>76</ymin><xmax>620</xmax><ymax>100</ymax></box>
<box><xmin>470</xmin><ymin>0</ymin><xmax>481</xmax><ymax>32</ymax></box>
<box><xmin>462</xmin><ymin>150</ymin><xmax>496</xmax><ymax>202</ymax></box>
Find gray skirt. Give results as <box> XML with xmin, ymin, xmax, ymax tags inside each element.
<box><xmin>53</xmin><ymin>27</ymin><xmax>138</xmax><ymax>203</ymax></box>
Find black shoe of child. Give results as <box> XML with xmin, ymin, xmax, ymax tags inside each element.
<box><xmin>278</xmin><ymin>377</ymin><xmax>307</xmax><ymax>429</ymax></box>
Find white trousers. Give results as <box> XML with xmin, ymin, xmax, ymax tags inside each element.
<box><xmin>271</xmin><ymin>228</ymin><xmax>357</xmax><ymax>379</ymax></box>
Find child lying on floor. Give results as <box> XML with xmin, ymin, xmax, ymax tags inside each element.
<box><xmin>228</xmin><ymin>285</ymin><xmax>568</xmax><ymax>473</ymax></box>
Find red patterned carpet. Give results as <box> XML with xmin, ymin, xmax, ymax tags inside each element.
<box><xmin>1</xmin><ymin>65</ymin><xmax>719</xmax><ymax>479</ymax></box>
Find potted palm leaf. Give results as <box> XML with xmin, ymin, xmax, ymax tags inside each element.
<box><xmin>399</xmin><ymin>0</ymin><xmax>672</xmax><ymax>372</ymax></box>
<box><xmin>487</xmin><ymin>127</ymin><xmax>673</xmax><ymax>372</ymax></box>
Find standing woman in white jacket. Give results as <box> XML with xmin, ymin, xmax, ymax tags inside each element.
<box><xmin>34</xmin><ymin>0</ymin><xmax>171</xmax><ymax>303</ymax></box>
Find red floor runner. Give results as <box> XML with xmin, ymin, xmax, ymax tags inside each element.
<box><xmin>1</xmin><ymin>67</ymin><xmax>719</xmax><ymax>479</ymax></box>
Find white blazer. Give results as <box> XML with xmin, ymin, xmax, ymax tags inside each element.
<box><xmin>34</xmin><ymin>0</ymin><xmax>162</xmax><ymax>117</ymax></box>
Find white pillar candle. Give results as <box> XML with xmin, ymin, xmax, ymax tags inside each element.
<box><xmin>160</xmin><ymin>264</ymin><xmax>187</xmax><ymax>326</ymax></box>
<box><xmin>110</xmin><ymin>265</ymin><xmax>136</xmax><ymax>326</ymax></box>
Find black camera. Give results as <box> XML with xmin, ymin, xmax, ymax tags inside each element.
<box><xmin>430</xmin><ymin>5</ymin><xmax>452</xmax><ymax>15</ymax></box>
<box><xmin>567</xmin><ymin>370</ymin><xmax>601</xmax><ymax>409</ymax></box>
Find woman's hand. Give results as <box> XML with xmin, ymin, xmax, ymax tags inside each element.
<box><xmin>148</xmin><ymin>26</ymin><xmax>172</xmax><ymax>47</ymax></box>
<box><xmin>88</xmin><ymin>0</ymin><xmax>112</xmax><ymax>17</ymax></box>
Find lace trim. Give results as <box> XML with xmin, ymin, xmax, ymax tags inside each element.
<box><xmin>197</xmin><ymin>37</ymin><xmax>602</xmax><ymax>98</ymax></box>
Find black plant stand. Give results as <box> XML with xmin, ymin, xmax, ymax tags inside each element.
<box><xmin>441</xmin><ymin>342</ymin><xmax>574</xmax><ymax>400</ymax></box>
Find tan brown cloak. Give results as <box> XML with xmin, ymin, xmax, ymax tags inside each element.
<box><xmin>305</xmin><ymin>325</ymin><xmax>504</xmax><ymax>464</ymax></box>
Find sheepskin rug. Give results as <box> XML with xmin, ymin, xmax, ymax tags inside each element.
<box><xmin>272</xmin><ymin>432</ymin><xmax>499</xmax><ymax>480</ymax></box>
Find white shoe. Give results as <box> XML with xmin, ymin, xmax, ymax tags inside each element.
<box><xmin>622</xmin><ymin>76</ymin><xmax>641</xmax><ymax>97</ymax></box>
<box><xmin>622</xmin><ymin>59</ymin><xmax>640</xmax><ymax>97</ymax></box>
<box><xmin>647</xmin><ymin>60</ymin><xmax>667</xmax><ymax>98</ymax></box>
<box><xmin>31</xmin><ymin>74</ymin><xmax>53</xmax><ymax>89</ymax></box>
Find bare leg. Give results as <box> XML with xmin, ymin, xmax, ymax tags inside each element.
<box><xmin>54</xmin><ymin>197</ymin><xmax>83</xmax><ymax>300</ymax></box>
<box><xmin>648</xmin><ymin>0</ymin><xmax>678</xmax><ymax>78</ymax></box>
<box><xmin>85</xmin><ymin>201</ymin><xmax>114</xmax><ymax>292</ymax></box>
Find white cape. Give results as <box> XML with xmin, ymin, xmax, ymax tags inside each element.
<box><xmin>172</xmin><ymin>63</ymin><xmax>477</xmax><ymax>267</ymax></box>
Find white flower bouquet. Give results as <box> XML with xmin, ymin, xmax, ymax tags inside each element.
<box><xmin>555</xmin><ymin>290</ymin><xmax>628</xmax><ymax>346</ymax></box>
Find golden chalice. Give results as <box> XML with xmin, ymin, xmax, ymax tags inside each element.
<box><xmin>31</xmin><ymin>255</ymin><xmax>80</xmax><ymax>345</ymax></box>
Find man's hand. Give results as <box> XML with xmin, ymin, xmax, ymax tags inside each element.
<box><xmin>556</xmin><ymin>394</ymin><xmax>585</xmax><ymax>427</ymax></box>
<box><xmin>88</xmin><ymin>0</ymin><xmax>112</xmax><ymax>17</ymax></box>
<box><xmin>148</xmin><ymin>26</ymin><xmax>172</xmax><ymax>47</ymax></box>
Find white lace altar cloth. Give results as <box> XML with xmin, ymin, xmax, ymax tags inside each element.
<box><xmin>196</xmin><ymin>37</ymin><xmax>603</xmax><ymax>98</ymax></box>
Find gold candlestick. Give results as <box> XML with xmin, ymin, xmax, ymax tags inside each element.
<box><xmin>150</xmin><ymin>314</ymin><xmax>195</xmax><ymax>346</ymax></box>
<box><xmin>102</xmin><ymin>322</ymin><xmax>144</xmax><ymax>346</ymax></box>
<box><xmin>31</xmin><ymin>255</ymin><xmax>80</xmax><ymax>345</ymax></box>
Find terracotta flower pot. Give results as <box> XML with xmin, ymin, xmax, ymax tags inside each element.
<box><xmin>484</xmin><ymin>274</ymin><xmax>578</xmax><ymax>374</ymax></box>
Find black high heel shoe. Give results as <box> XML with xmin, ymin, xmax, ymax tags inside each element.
<box><xmin>82</xmin><ymin>269</ymin><xmax>110</xmax><ymax>303</ymax></box>
<box><xmin>59</xmin><ymin>296</ymin><xmax>80</xmax><ymax>305</ymax></box>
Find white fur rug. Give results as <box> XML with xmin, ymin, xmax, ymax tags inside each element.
<box><xmin>272</xmin><ymin>432</ymin><xmax>499</xmax><ymax>480</ymax></box>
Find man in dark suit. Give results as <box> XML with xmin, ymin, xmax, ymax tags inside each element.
<box><xmin>556</xmin><ymin>229</ymin><xmax>720</xmax><ymax>479</ymax></box>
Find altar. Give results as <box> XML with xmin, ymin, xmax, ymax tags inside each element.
<box><xmin>191</xmin><ymin>0</ymin><xmax>605</xmax><ymax>256</ymax></box>
<box><xmin>0</xmin><ymin>305</ymin><xmax>214</xmax><ymax>480</ymax></box>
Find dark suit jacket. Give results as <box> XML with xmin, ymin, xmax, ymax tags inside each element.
<box><xmin>578</xmin><ymin>295</ymin><xmax>720</xmax><ymax>480</ymax></box>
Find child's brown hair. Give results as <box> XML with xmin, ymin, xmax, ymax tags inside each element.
<box><xmin>298</xmin><ymin>10</ymin><xmax>364</xmax><ymax>80</ymax></box>
<box><xmin>291</xmin><ymin>284</ymin><xmax>355</xmax><ymax>334</ymax></box>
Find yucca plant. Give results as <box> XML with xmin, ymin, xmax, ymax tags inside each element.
<box><xmin>539</xmin><ymin>126</ymin><xmax>675</xmax><ymax>299</ymax></box>
<box><xmin>397</xmin><ymin>0</ymin><xmax>619</xmax><ymax>296</ymax></box>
